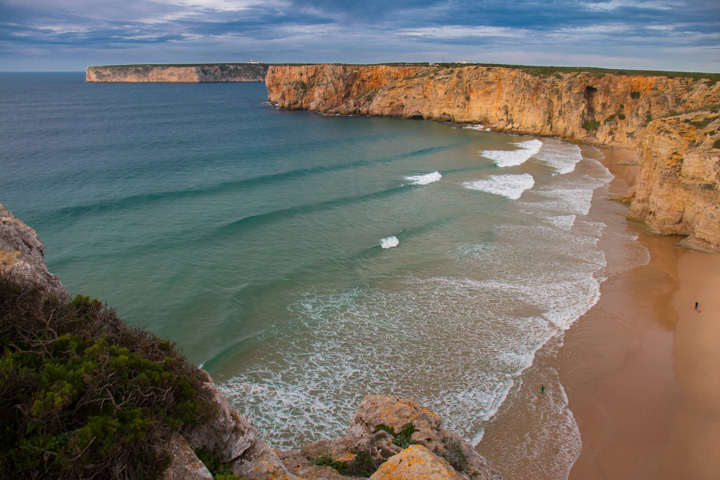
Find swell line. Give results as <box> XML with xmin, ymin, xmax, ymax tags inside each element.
<box><xmin>33</xmin><ymin>141</ymin><xmax>469</xmax><ymax>225</ymax></box>
<box><xmin>215</xmin><ymin>184</ymin><xmax>410</xmax><ymax>235</ymax></box>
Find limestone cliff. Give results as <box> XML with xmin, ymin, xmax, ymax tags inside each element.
<box><xmin>266</xmin><ymin>64</ymin><xmax>720</xmax><ymax>250</ymax></box>
<box><xmin>86</xmin><ymin>63</ymin><xmax>268</xmax><ymax>83</ymax></box>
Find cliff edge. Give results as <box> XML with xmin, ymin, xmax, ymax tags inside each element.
<box><xmin>265</xmin><ymin>64</ymin><xmax>720</xmax><ymax>251</ymax></box>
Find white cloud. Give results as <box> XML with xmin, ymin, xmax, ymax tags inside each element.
<box><xmin>399</xmin><ymin>25</ymin><xmax>529</xmax><ymax>40</ymax></box>
<box><xmin>582</xmin><ymin>0</ymin><xmax>676</xmax><ymax>11</ymax></box>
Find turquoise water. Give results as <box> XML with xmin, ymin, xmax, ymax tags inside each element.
<box><xmin>0</xmin><ymin>73</ymin><xmax>648</xmax><ymax>478</ymax></box>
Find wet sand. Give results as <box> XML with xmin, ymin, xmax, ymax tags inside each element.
<box><xmin>562</xmin><ymin>150</ymin><xmax>720</xmax><ymax>480</ymax></box>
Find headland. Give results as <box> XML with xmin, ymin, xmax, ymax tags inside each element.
<box><xmin>86</xmin><ymin>63</ymin><xmax>268</xmax><ymax>83</ymax></box>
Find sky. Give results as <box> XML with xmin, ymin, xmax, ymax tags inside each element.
<box><xmin>1</xmin><ymin>0</ymin><xmax>719</xmax><ymax>72</ymax></box>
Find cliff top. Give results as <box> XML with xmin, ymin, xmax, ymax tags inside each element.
<box><xmin>87</xmin><ymin>62</ymin><xmax>720</xmax><ymax>82</ymax></box>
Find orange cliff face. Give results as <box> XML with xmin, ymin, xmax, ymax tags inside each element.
<box><xmin>266</xmin><ymin>64</ymin><xmax>720</xmax><ymax>251</ymax></box>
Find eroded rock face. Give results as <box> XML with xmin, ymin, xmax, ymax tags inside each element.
<box><xmin>161</xmin><ymin>433</ymin><xmax>214</xmax><ymax>480</ymax></box>
<box><xmin>0</xmin><ymin>202</ymin><xmax>67</xmax><ymax>298</ymax></box>
<box><xmin>280</xmin><ymin>395</ymin><xmax>501</xmax><ymax>480</ymax></box>
<box><xmin>185</xmin><ymin>370</ymin><xmax>298</xmax><ymax>480</ymax></box>
<box><xmin>266</xmin><ymin>65</ymin><xmax>720</xmax><ymax>148</ymax></box>
<box><xmin>628</xmin><ymin>111</ymin><xmax>720</xmax><ymax>251</ymax></box>
<box><xmin>266</xmin><ymin>64</ymin><xmax>720</xmax><ymax>250</ymax></box>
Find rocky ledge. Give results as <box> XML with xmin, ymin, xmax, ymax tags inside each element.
<box><xmin>266</xmin><ymin>64</ymin><xmax>720</xmax><ymax>251</ymax></box>
<box><xmin>0</xmin><ymin>202</ymin><xmax>500</xmax><ymax>479</ymax></box>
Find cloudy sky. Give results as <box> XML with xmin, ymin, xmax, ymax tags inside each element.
<box><xmin>1</xmin><ymin>0</ymin><xmax>719</xmax><ymax>72</ymax></box>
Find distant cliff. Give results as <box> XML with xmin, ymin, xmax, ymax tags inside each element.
<box><xmin>266</xmin><ymin>64</ymin><xmax>720</xmax><ymax>251</ymax></box>
<box><xmin>86</xmin><ymin>63</ymin><xmax>268</xmax><ymax>83</ymax></box>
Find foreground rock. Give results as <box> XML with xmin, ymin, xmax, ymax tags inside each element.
<box><xmin>280</xmin><ymin>395</ymin><xmax>501</xmax><ymax>480</ymax></box>
<box><xmin>265</xmin><ymin>64</ymin><xmax>720</xmax><ymax>250</ymax></box>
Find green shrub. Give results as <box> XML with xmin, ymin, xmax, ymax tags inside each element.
<box><xmin>441</xmin><ymin>438</ymin><xmax>468</xmax><ymax>472</ymax></box>
<box><xmin>631</xmin><ymin>91</ymin><xmax>641</xmax><ymax>99</ymax></box>
<box><xmin>685</xmin><ymin>115</ymin><xmax>720</xmax><ymax>129</ymax></box>
<box><xmin>582</xmin><ymin>120</ymin><xmax>601</xmax><ymax>131</ymax></box>
<box><xmin>713</xmin><ymin>139</ymin><xmax>720</xmax><ymax>149</ymax></box>
<box><xmin>374</xmin><ymin>424</ymin><xmax>395</xmax><ymax>435</ymax></box>
<box><xmin>312</xmin><ymin>455</ymin><xmax>349</xmax><ymax>474</ymax></box>
<box><xmin>604</xmin><ymin>114</ymin><xmax>616</xmax><ymax>124</ymax></box>
<box><xmin>392</xmin><ymin>424</ymin><xmax>417</xmax><ymax>449</ymax></box>
<box><xmin>312</xmin><ymin>450</ymin><xmax>380</xmax><ymax>478</ymax></box>
<box><xmin>373</xmin><ymin>423</ymin><xmax>418</xmax><ymax>449</ymax></box>
<box><xmin>346</xmin><ymin>450</ymin><xmax>380</xmax><ymax>477</ymax></box>
<box><xmin>0</xmin><ymin>274</ymin><xmax>213</xmax><ymax>479</ymax></box>
<box><xmin>618</xmin><ymin>113</ymin><xmax>626</xmax><ymax>120</ymax></box>
<box><xmin>195</xmin><ymin>447</ymin><xmax>245</xmax><ymax>479</ymax></box>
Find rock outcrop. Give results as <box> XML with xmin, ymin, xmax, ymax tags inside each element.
<box><xmin>0</xmin><ymin>202</ymin><xmax>67</xmax><ymax>298</ymax></box>
<box><xmin>279</xmin><ymin>395</ymin><xmax>500</xmax><ymax>480</ymax></box>
<box><xmin>86</xmin><ymin>64</ymin><xmax>268</xmax><ymax>83</ymax></box>
<box><xmin>265</xmin><ymin>64</ymin><xmax>720</xmax><ymax>250</ymax></box>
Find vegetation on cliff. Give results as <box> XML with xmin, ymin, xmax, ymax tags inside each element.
<box><xmin>0</xmin><ymin>273</ymin><xmax>214</xmax><ymax>479</ymax></box>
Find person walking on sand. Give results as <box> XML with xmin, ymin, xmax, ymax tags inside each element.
<box><xmin>540</xmin><ymin>384</ymin><xmax>546</xmax><ymax>395</ymax></box>
<box><xmin>695</xmin><ymin>301</ymin><xmax>699</xmax><ymax>311</ymax></box>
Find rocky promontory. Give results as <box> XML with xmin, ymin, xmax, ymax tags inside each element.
<box><xmin>265</xmin><ymin>63</ymin><xmax>720</xmax><ymax>251</ymax></box>
<box><xmin>86</xmin><ymin>63</ymin><xmax>268</xmax><ymax>83</ymax></box>
<box><xmin>0</xmin><ymin>201</ymin><xmax>500</xmax><ymax>479</ymax></box>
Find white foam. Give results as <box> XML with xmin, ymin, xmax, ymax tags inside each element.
<box><xmin>464</xmin><ymin>124</ymin><xmax>491</xmax><ymax>132</ymax></box>
<box><xmin>463</xmin><ymin>173</ymin><xmax>535</xmax><ymax>200</ymax></box>
<box><xmin>405</xmin><ymin>171</ymin><xmax>442</xmax><ymax>185</ymax></box>
<box><xmin>380</xmin><ymin>236</ymin><xmax>399</xmax><ymax>249</ymax></box>
<box><xmin>480</xmin><ymin>139</ymin><xmax>543</xmax><ymax>167</ymax></box>
<box><xmin>541</xmin><ymin>214</ymin><xmax>577</xmax><ymax>231</ymax></box>
<box><xmin>536</xmin><ymin>186</ymin><xmax>596</xmax><ymax>216</ymax></box>
<box><xmin>535</xmin><ymin>140</ymin><xmax>583</xmax><ymax>175</ymax></box>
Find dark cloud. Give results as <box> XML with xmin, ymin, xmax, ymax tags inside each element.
<box><xmin>0</xmin><ymin>0</ymin><xmax>718</xmax><ymax>71</ymax></box>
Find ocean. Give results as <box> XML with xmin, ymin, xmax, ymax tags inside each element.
<box><xmin>0</xmin><ymin>73</ymin><xmax>649</xmax><ymax>479</ymax></box>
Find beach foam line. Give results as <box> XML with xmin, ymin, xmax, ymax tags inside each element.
<box><xmin>480</xmin><ymin>139</ymin><xmax>543</xmax><ymax>167</ymax></box>
<box><xmin>463</xmin><ymin>124</ymin><xmax>491</xmax><ymax>132</ymax></box>
<box><xmin>535</xmin><ymin>139</ymin><xmax>583</xmax><ymax>175</ymax></box>
<box><xmin>405</xmin><ymin>171</ymin><xmax>442</xmax><ymax>185</ymax></box>
<box><xmin>463</xmin><ymin>173</ymin><xmax>535</xmax><ymax>200</ymax></box>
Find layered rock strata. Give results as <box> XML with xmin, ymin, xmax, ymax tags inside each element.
<box><xmin>265</xmin><ymin>64</ymin><xmax>720</xmax><ymax>250</ymax></box>
<box><xmin>86</xmin><ymin>63</ymin><xmax>268</xmax><ymax>83</ymax></box>
<box><xmin>0</xmin><ymin>203</ymin><xmax>499</xmax><ymax>479</ymax></box>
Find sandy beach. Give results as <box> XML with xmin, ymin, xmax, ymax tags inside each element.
<box><xmin>562</xmin><ymin>149</ymin><xmax>720</xmax><ymax>480</ymax></box>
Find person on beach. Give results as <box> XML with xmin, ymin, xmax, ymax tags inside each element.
<box><xmin>540</xmin><ymin>384</ymin><xmax>546</xmax><ymax>395</ymax></box>
<box><xmin>695</xmin><ymin>301</ymin><xmax>699</xmax><ymax>311</ymax></box>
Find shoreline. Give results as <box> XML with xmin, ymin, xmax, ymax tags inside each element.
<box><xmin>561</xmin><ymin>149</ymin><xmax>720</xmax><ymax>479</ymax></box>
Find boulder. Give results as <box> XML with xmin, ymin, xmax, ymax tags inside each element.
<box><xmin>368</xmin><ymin>444</ymin><xmax>465</xmax><ymax>480</ymax></box>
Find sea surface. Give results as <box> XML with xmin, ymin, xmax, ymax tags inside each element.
<box><xmin>0</xmin><ymin>73</ymin><xmax>649</xmax><ymax>479</ymax></box>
